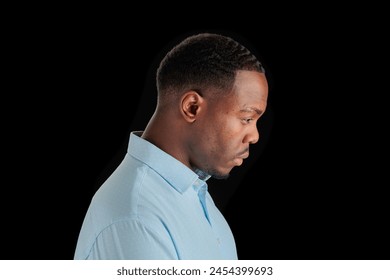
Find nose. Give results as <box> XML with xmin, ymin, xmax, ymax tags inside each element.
<box><xmin>244</xmin><ymin>125</ymin><xmax>259</xmax><ymax>144</ymax></box>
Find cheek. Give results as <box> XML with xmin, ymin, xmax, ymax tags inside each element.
<box><xmin>219</xmin><ymin>116</ymin><xmax>242</xmax><ymax>137</ymax></box>
<box><xmin>210</xmin><ymin>119</ymin><xmax>243</xmax><ymax>150</ymax></box>
<box><xmin>200</xmin><ymin>108</ymin><xmax>242</xmax><ymax>149</ymax></box>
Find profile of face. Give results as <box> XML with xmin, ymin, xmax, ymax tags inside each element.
<box><xmin>189</xmin><ymin>70</ymin><xmax>268</xmax><ymax>179</ymax></box>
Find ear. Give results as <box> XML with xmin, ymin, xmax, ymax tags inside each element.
<box><xmin>180</xmin><ymin>91</ymin><xmax>204</xmax><ymax>123</ymax></box>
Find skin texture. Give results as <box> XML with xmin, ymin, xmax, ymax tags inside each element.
<box><xmin>142</xmin><ymin>70</ymin><xmax>268</xmax><ymax>179</ymax></box>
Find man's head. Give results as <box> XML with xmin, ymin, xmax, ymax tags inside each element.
<box><xmin>152</xmin><ymin>33</ymin><xmax>268</xmax><ymax>179</ymax></box>
<box><xmin>157</xmin><ymin>33</ymin><xmax>264</xmax><ymax>101</ymax></box>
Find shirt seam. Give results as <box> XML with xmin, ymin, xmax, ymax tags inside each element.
<box><xmin>84</xmin><ymin>216</ymin><xmax>175</xmax><ymax>259</ymax></box>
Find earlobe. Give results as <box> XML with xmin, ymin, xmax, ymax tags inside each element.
<box><xmin>180</xmin><ymin>91</ymin><xmax>203</xmax><ymax>123</ymax></box>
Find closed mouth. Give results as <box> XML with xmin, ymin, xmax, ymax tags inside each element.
<box><xmin>237</xmin><ymin>152</ymin><xmax>249</xmax><ymax>159</ymax></box>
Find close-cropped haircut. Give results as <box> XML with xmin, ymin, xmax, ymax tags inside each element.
<box><xmin>156</xmin><ymin>33</ymin><xmax>264</xmax><ymax>98</ymax></box>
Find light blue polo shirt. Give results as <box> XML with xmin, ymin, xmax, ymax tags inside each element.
<box><xmin>74</xmin><ymin>131</ymin><xmax>238</xmax><ymax>259</ymax></box>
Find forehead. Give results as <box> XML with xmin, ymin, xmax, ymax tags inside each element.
<box><xmin>230</xmin><ymin>70</ymin><xmax>268</xmax><ymax>112</ymax></box>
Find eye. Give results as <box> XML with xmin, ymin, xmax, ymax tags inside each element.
<box><xmin>242</xmin><ymin>118</ymin><xmax>254</xmax><ymax>124</ymax></box>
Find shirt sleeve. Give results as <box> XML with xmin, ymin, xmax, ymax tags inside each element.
<box><xmin>85</xmin><ymin>219</ymin><xmax>178</xmax><ymax>260</ymax></box>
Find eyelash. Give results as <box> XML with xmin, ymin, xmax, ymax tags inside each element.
<box><xmin>242</xmin><ymin>118</ymin><xmax>254</xmax><ymax>124</ymax></box>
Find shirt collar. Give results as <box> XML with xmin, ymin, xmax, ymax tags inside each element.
<box><xmin>128</xmin><ymin>131</ymin><xmax>209</xmax><ymax>194</ymax></box>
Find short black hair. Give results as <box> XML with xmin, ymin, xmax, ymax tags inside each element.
<box><xmin>157</xmin><ymin>33</ymin><xmax>264</xmax><ymax>97</ymax></box>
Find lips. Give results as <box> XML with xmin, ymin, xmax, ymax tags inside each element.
<box><xmin>237</xmin><ymin>149</ymin><xmax>249</xmax><ymax>159</ymax></box>
<box><xmin>232</xmin><ymin>149</ymin><xmax>250</xmax><ymax>166</ymax></box>
<box><xmin>237</xmin><ymin>151</ymin><xmax>249</xmax><ymax>159</ymax></box>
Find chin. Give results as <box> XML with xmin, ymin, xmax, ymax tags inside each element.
<box><xmin>210</xmin><ymin>168</ymin><xmax>231</xmax><ymax>180</ymax></box>
<box><xmin>198</xmin><ymin>164</ymin><xmax>232</xmax><ymax>180</ymax></box>
<box><xmin>211</xmin><ymin>173</ymin><xmax>230</xmax><ymax>180</ymax></box>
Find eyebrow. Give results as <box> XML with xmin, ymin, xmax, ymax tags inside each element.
<box><xmin>240</xmin><ymin>107</ymin><xmax>263</xmax><ymax>116</ymax></box>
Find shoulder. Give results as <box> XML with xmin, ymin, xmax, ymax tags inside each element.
<box><xmin>75</xmin><ymin>217</ymin><xmax>176</xmax><ymax>259</ymax></box>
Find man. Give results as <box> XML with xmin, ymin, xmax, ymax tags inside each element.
<box><xmin>74</xmin><ymin>32</ymin><xmax>269</xmax><ymax>259</ymax></box>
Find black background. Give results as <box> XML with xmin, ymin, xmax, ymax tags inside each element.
<box><xmin>2</xmin><ymin>6</ymin><xmax>388</xmax><ymax>260</ymax></box>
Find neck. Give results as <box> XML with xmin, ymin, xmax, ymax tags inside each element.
<box><xmin>142</xmin><ymin>112</ymin><xmax>190</xmax><ymax>169</ymax></box>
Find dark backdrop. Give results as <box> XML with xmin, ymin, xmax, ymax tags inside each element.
<box><xmin>2</xmin><ymin>8</ymin><xmax>388</xmax><ymax>260</ymax></box>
